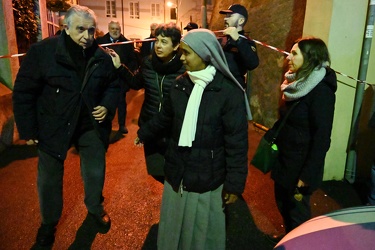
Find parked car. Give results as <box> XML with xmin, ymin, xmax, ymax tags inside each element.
<box><xmin>275</xmin><ymin>206</ymin><xmax>375</xmax><ymax>250</ymax></box>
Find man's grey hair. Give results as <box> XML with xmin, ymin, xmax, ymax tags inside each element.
<box><xmin>108</xmin><ymin>21</ymin><xmax>121</xmax><ymax>30</ymax></box>
<box><xmin>65</xmin><ymin>5</ymin><xmax>97</xmax><ymax>28</ymax></box>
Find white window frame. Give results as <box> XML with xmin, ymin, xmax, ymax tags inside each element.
<box><xmin>151</xmin><ymin>3</ymin><xmax>160</xmax><ymax>17</ymax></box>
<box><xmin>106</xmin><ymin>0</ymin><xmax>116</xmax><ymax>18</ymax></box>
<box><xmin>130</xmin><ymin>2</ymin><xmax>140</xmax><ymax>19</ymax></box>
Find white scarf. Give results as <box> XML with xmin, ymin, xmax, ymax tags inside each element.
<box><xmin>181</xmin><ymin>29</ymin><xmax>252</xmax><ymax>120</ymax></box>
<box><xmin>178</xmin><ymin>65</ymin><xmax>216</xmax><ymax>147</ymax></box>
<box><xmin>281</xmin><ymin>65</ymin><xmax>326</xmax><ymax>101</ymax></box>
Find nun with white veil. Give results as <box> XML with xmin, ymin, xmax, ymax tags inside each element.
<box><xmin>137</xmin><ymin>29</ymin><xmax>249</xmax><ymax>250</ymax></box>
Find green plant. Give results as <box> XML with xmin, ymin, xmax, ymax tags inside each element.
<box><xmin>12</xmin><ymin>0</ymin><xmax>38</xmax><ymax>53</ymax></box>
<box><xmin>46</xmin><ymin>0</ymin><xmax>71</xmax><ymax>12</ymax></box>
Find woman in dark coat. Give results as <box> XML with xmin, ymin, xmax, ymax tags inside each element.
<box><xmin>269</xmin><ymin>37</ymin><xmax>337</xmax><ymax>237</ymax></box>
<box><xmin>111</xmin><ymin>23</ymin><xmax>185</xmax><ymax>183</ymax></box>
<box><xmin>135</xmin><ymin>29</ymin><xmax>248</xmax><ymax>250</ymax></box>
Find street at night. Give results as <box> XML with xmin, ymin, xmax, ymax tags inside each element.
<box><xmin>0</xmin><ymin>89</ymin><xmax>363</xmax><ymax>249</ymax></box>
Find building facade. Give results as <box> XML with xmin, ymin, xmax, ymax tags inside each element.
<box><xmin>78</xmin><ymin>0</ymin><xmax>213</xmax><ymax>39</ymax></box>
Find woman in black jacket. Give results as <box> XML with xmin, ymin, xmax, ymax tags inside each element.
<box><xmin>135</xmin><ymin>29</ymin><xmax>248</xmax><ymax>250</ymax></box>
<box><xmin>111</xmin><ymin>23</ymin><xmax>185</xmax><ymax>183</ymax></box>
<box><xmin>269</xmin><ymin>37</ymin><xmax>337</xmax><ymax>238</ymax></box>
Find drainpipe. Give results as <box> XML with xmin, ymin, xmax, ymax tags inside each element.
<box><xmin>121</xmin><ymin>0</ymin><xmax>124</xmax><ymax>31</ymax></box>
<box><xmin>345</xmin><ymin>0</ymin><xmax>375</xmax><ymax>183</ymax></box>
<box><xmin>201</xmin><ymin>0</ymin><xmax>207</xmax><ymax>28</ymax></box>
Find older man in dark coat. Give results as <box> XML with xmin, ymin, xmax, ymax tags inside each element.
<box><xmin>12</xmin><ymin>5</ymin><xmax>119</xmax><ymax>249</ymax></box>
<box><xmin>97</xmin><ymin>21</ymin><xmax>137</xmax><ymax>134</ymax></box>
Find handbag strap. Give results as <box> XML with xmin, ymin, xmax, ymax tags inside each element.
<box><xmin>271</xmin><ymin>100</ymin><xmax>300</xmax><ymax>142</ymax></box>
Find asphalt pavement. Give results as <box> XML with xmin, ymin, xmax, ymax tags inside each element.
<box><xmin>0</xmin><ymin>89</ymin><xmax>365</xmax><ymax>250</ymax></box>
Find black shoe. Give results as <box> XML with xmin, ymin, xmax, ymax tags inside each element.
<box><xmin>266</xmin><ymin>234</ymin><xmax>285</xmax><ymax>245</ymax></box>
<box><xmin>119</xmin><ymin>126</ymin><xmax>128</xmax><ymax>134</ymax></box>
<box><xmin>31</xmin><ymin>223</ymin><xmax>57</xmax><ymax>249</ymax></box>
<box><xmin>88</xmin><ymin>211</ymin><xmax>111</xmax><ymax>234</ymax></box>
<box><xmin>68</xmin><ymin>214</ymin><xmax>98</xmax><ymax>250</ymax></box>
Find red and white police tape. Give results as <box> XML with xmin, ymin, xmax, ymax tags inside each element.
<box><xmin>0</xmin><ymin>35</ymin><xmax>371</xmax><ymax>86</ymax></box>
<box><xmin>0</xmin><ymin>53</ymin><xmax>26</xmax><ymax>59</ymax></box>
<box><xmin>214</xmin><ymin>30</ymin><xmax>369</xmax><ymax>86</ymax></box>
<box><xmin>98</xmin><ymin>38</ymin><xmax>155</xmax><ymax>47</ymax></box>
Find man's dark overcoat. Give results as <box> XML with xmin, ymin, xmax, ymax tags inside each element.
<box><xmin>13</xmin><ymin>32</ymin><xmax>120</xmax><ymax>160</ymax></box>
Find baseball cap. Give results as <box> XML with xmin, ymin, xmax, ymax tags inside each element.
<box><xmin>184</xmin><ymin>22</ymin><xmax>198</xmax><ymax>30</ymax></box>
<box><xmin>219</xmin><ymin>4</ymin><xmax>248</xmax><ymax>20</ymax></box>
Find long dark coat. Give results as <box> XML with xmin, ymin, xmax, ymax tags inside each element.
<box><xmin>12</xmin><ymin>32</ymin><xmax>120</xmax><ymax>160</ymax></box>
<box><xmin>270</xmin><ymin>68</ymin><xmax>337</xmax><ymax>192</ymax></box>
<box><xmin>118</xmin><ymin>51</ymin><xmax>185</xmax><ymax>175</ymax></box>
<box><xmin>138</xmin><ymin>71</ymin><xmax>249</xmax><ymax>194</ymax></box>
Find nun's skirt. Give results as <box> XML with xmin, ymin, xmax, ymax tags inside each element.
<box><xmin>157</xmin><ymin>181</ymin><xmax>225</xmax><ymax>250</ymax></box>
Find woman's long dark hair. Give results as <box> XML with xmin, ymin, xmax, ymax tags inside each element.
<box><xmin>295</xmin><ymin>37</ymin><xmax>331</xmax><ymax>81</ymax></box>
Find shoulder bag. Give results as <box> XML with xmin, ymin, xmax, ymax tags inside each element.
<box><xmin>251</xmin><ymin>101</ymin><xmax>300</xmax><ymax>174</ymax></box>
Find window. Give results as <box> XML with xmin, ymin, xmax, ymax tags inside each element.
<box><xmin>151</xmin><ymin>3</ymin><xmax>160</xmax><ymax>17</ymax></box>
<box><xmin>106</xmin><ymin>0</ymin><xmax>116</xmax><ymax>18</ymax></box>
<box><xmin>170</xmin><ymin>8</ymin><xmax>176</xmax><ymax>20</ymax></box>
<box><xmin>130</xmin><ymin>2</ymin><xmax>140</xmax><ymax>19</ymax></box>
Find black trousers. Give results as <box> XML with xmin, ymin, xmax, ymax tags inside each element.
<box><xmin>274</xmin><ymin>182</ymin><xmax>311</xmax><ymax>233</ymax></box>
<box><xmin>37</xmin><ymin>130</ymin><xmax>106</xmax><ymax>225</ymax></box>
<box><xmin>117</xmin><ymin>85</ymin><xmax>129</xmax><ymax>127</ymax></box>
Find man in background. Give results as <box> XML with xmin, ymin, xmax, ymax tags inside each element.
<box><xmin>140</xmin><ymin>22</ymin><xmax>158</xmax><ymax>59</ymax></box>
<box><xmin>97</xmin><ymin>21</ymin><xmax>138</xmax><ymax>134</ymax></box>
<box><xmin>183</xmin><ymin>22</ymin><xmax>198</xmax><ymax>31</ymax></box>
<box><xmin>219</xmin><ymin>4</ymin><xmax>259</xmax><ymax>89</ymax></box>
<box><xmin>54</xmin><ymin>15</ymin><xmax>65</xmax><ymax>35</ymax></box>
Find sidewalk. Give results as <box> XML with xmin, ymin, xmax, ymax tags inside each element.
<box><xmin>0</xmin><ymin>89</ymin><xmax>364</xmax><ymax>250</ymax></box>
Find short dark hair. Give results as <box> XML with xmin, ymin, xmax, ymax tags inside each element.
<box><xmin>155</xmin><ymin>22</ymin><xmax>181</xmax><ymax>47</ymax></box>
<box><xmin>295</xmin><ymin>37</ymin><xmax>331</xmax><ymax>81</ymax></box>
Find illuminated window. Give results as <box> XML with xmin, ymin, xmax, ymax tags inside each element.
<box><xmin>130</xmin><ymin>2</ymin><xmax>140</xmax><ymax>19</ymax></box>
<box><xmin>106</xmin><ymin>0</ymin><xmax>116</xmax><ymax>18</ymax></box>
<box><xmin>151</xmin><ymin>3</ymin><xmax>160</xmax><ymax>17</ymax></box>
